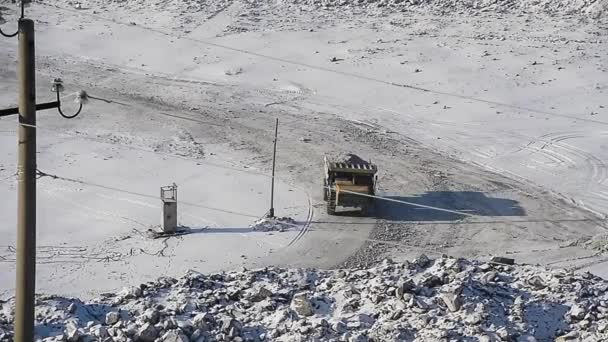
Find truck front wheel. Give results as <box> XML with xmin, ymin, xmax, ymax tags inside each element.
<box><xmin>327</xmin><ymin>190</ymin><xmax>336</xmax><ymax>215</ymax></box>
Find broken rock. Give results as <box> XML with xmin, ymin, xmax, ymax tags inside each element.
<box><xmin>221</xmin><ymin>317</ymin><xmax>242</xmax><ymax>335</ymax></box>
<box><xmin>332</xmin><ymin>321</ymin><xmax>347</xmax><ymax>333</ymax></box>
<box><xmin>119</xmin><ymin>286</ymin><xmax>142</xmax><ymax>299</ymax></box>
<box><xmin>192</xmin><ymin>313</ymin><xmax>212</xmax><ymax>330</ymax></box>
<box><xmin>162</xmin><ymin>329</ymin><xmax>189</xmax><ymax>342</ymax></box>
<box><xmin>142</xmin><ymin>308</ymin><xmax>160</xmax><ymax>324</ymax></box>
<box><xmin>419</xmin><ymin>274</ymin><xmax>443</xmax><ymax>287</ymax></box>
<box><xmin>105</xmin><ymin>311</ymin><xmax>120</xmax><ymax>325</ymax></box>
<box><xmin>441</xmin><ymin>292</ymin><xmax>462</xmax><ymax>312</ymax></box>
<box><xmin>490</xmin><ymin>256</ymin><xmax>515</xmax><ymax>265</ymax></box>
<box><xmin>65</xmin><ymin>322</ymin><xmax>81</xmax><ymax>342</ymax></box>
<box><xmin>527</xmin><ymin>275</ymin><xmax>546</xmax><ymax>289</ymax></box>
<box><xmin>251</xmin><ymin>287</ymin><xmax>273</xmax><ymax>302</ymax></box>
<box><xmin>440</xmin><ymin>285</ymin><xmax>463</xmax><ymax>312</ymax></box>
<box><xmin>555</xmin><ymin>330</ymin><xmax>579</xmax><ymax>341</ymax></box>
<box><xmin>291</xmin><ymin>292</ymin><xmax>314</xmax><ymax>316</ymax></box>
<box><xmin>569</xmin><ymin>304</ymin><xmax>586</xmax><ymax>320</ymax></box>
<box><xmin>481</xmin><ymin>271</ymin><xmax>498</xmax><ymax>284</ymax></box>
<box><xmin>415</xmin><ymin>254</ymin><xmax>431</xmax><ymax>268</ymax></box>
<box><xmin>395</xmin><ymin>279</ymin><xmax>415</xmax><ymax>299</ymax></box>
<box><xmin>137</xmin><ymin>323</ymin><xmax>158</xmax><ymax>342</ymax></box>
<box><xmin>93</xmin><ymin>325</ymin><xmax>108</xmax><ymax>338</ymax></box>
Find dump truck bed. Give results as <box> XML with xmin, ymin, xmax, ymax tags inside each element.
<box><xmin>324</xmin><ymin>156</ymin><xmax>377</xmax><ymax>175</ymax></box>
<box><xmin>323</xmin><ymin>155</ymin><xmax>378</xmax><ymax>215</ymax></box>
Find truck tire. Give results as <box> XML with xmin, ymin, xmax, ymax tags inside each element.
<box><xmin>327</xmin><ymin>190</ymin><xmax>336</xmax><ymax>215</ymax></box>
<box><xmin>323</xmin><ymin>180</ymin><xmax>328</xmax><ymax>201</ymax></box>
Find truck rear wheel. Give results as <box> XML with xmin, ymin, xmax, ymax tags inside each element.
<box><xmin>323</xmin><ymin>180</ymin><xmax>328</xmax><ymax>201</ymax></box>
<box><xmin>327</xmin><ymin>190</ymin><xmax>336</xmax><ymax>215</ymax></box>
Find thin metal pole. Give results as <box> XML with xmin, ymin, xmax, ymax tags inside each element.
<box><xmin>15</xmin><ymin>17</ymin><xmax>36</xmax><ymax>342</ymax></box>
<box><xmin>269</xmin><ymin>118</ymin><xmax>278</xmax><ymax>218</ymax></box>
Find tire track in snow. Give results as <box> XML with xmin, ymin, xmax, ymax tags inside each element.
<box><xmin>312</xmin><ymin>96</ymin><xmax>607</xmax><ymax>189</ymax></box>
<box><xmin>286</xmin><ymin>187</ymin><xmax>314</xmax><ymax>248</ymax></box>
<box><xmin>360</xmin><ymin>103</ymin><xmax>608</xmax><ymax>216</ymax></box>
<box><xmin>517</xmin><ymin>133</ymin><xmax>582</xmax><ymax>168</ymax></box>
<box><xmin>268</xmin><ymin>92</ymin><xmax>607</xmax><ymax>218</ymax></box>
<box><xmin>515</xmin><ymin>131</ymin><xmax>608</xmax><ymax>186</ymax></box>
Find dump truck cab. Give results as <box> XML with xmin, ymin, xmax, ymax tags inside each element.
<box><xmin>324</xmin><ymin>155</ymin><xmax>378</xmax><ymax>215</ymax></box>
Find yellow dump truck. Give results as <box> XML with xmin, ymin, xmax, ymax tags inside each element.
<box><xmin>323</xmin><ymin>155</ymin><xmax>378</xmax><ymax>215</ymax></box>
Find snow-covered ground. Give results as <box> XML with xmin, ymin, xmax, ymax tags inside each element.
<box><xmin>0</xmin><ymin>76</ymin><xmax>314</xmax><ymax>298</ymax></box>
<box><xmin>0</xmin><ymin>0</ymin><xmax>607</xmax><ymax>300</ymax></box>
<box><xmin>16</xmin><ymin>0</ymin><xmax>606</xmax><ymax>215</ymax></box>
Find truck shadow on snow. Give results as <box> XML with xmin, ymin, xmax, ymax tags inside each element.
<box><xmin>341</xmin><ymin>191</ymin><xmax>525</xmax><ymax>221</ymax></box>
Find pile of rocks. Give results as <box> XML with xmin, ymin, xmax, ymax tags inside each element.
<box><xmin>2</xmin><ymin>255</ymin><xmax>608</xmax><ymax>341</ymax></box>
<box><xmin>250</xmin><ymin>217</ymin><xmax>298</xmax><ymax>232</ymax></box>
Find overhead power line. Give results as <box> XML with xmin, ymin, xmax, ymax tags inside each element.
<box><xmin>35</xmin><ymin>168</ymin><xmax>261</xmax><ymax>218</ymax></box>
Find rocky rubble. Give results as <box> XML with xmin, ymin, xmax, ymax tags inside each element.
<box><xmin>250</xmin><ymin>217</ymin><xmax>298</xmax><ymax>232</ymax></box>
<box><xmin>2</xmin><ymin>255</ymin><xmax>608</xmax><ymax>341</ymax></box>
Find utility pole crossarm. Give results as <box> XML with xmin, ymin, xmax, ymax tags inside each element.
<box><xmin>1</xmin><ymin>78</ymin><xmax>87</xmax><ymax>119</ymax></box>
<box><xmin>0</xmin><ymin>101</ymin><xmax>59</xmax><ymax>117</ymax></box>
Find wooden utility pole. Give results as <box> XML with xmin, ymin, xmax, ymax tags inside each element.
<box><xmin>1</xmin><ymin>5</ymin><xmax>86</xmax><ymax>340</ymax></box>
<box><xmin>268</xmin><ymin>118</ymin><xmax>278</xmax><ymax>218</ymax></box>
<box><xmin>14</xmin><ymin>17</ymin><xmax>36</xmax><ymax>342</ymax></box>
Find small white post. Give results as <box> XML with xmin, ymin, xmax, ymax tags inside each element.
<box><xmin>160</xmin><ymin>183</ymin><xmax>177</xmax><ymax>233</ymax></box>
